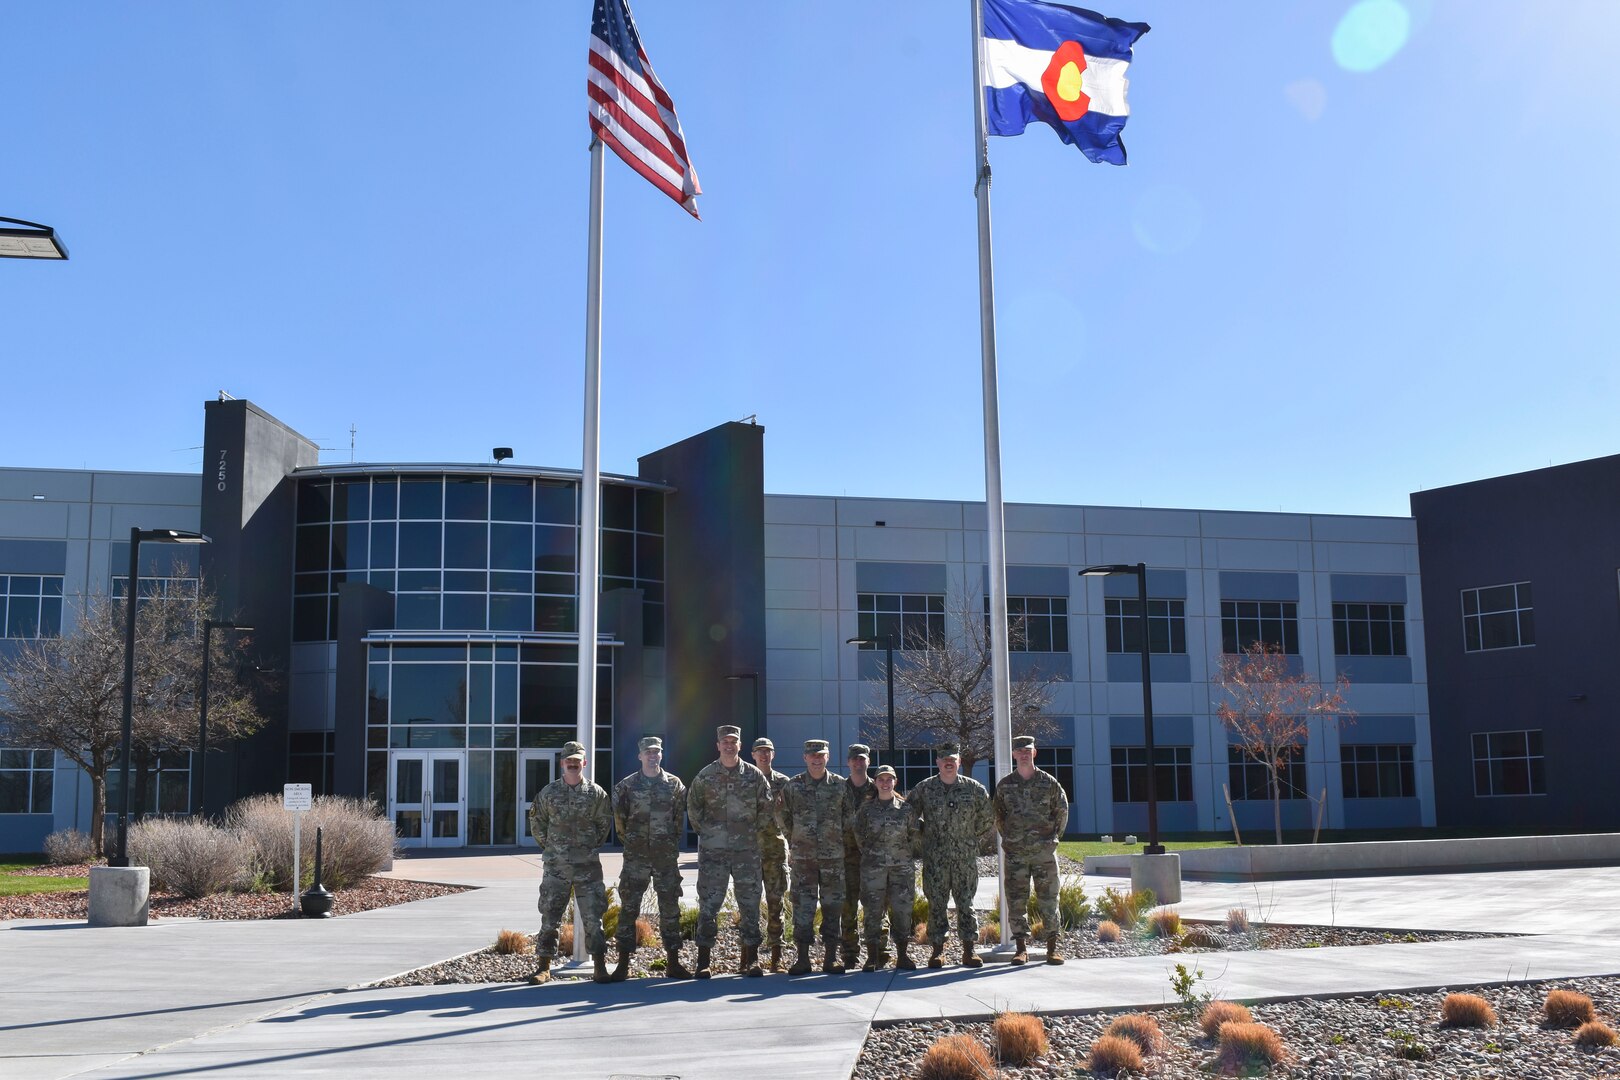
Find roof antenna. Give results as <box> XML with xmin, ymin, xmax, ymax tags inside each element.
<box><xmin>350</xmin><ymin>424</ymin><xmax>357</xmax><ymax>463</ymax></box>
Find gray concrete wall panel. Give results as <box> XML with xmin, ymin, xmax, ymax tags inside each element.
<box><xmin>1219</xmin><ymin>570</ymin><xmax>1302</xmax><ymax>602</ymax></box>
<box><xmin>853</xmin><ymin>561</ymin><xmax>947</xmax><ymax>594</ymax></box>
<box><xmin>1330</xmin><ymin>573</ymin><xmax>1409</xmax><ymax>602</ymax></box>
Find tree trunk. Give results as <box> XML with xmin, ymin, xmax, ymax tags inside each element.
<box><xmin>1269</xmin><ymin>767</ymin><xmax>1283</xmax><ymax>846</ymax></box>
<box><xmin>89</xmin><ymin>770</ymin><xmax>107</xmax><ymax>860</ymax></box>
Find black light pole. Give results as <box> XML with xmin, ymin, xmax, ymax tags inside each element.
<box><xmin>195</xmin><ymin>620</ymin><xmax>252</xmax><ymax>817</ymax></box>
<box><xmin>725</xmin><ymin>672</ymin><xmax>761</xmax><ymax>742</ymax></box>
<box><xmin>112</xmin><ymin>527</ymin><xmax>210</xmax><ymax>868</ymax></box>
<box><xmin>1081</xmin><ymin>563</ymin><xmax>1165</xmax><ymax>855</ymax></box>
<box><xmin>845</xmin><ymin>636</ymin><xmax>896</xmax><ymax>756</ymax></box>
<box><xmin>0</xmin><ymin>216</ymin><xmax>69</xmax><ymax>260</ymax></box>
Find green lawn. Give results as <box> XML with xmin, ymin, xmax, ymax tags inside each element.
<box><xmin>1060</xmin><ymin>825</ymin><xmax>1573</xmax><ymax>862</ymax></box>
<box><xmin>0</xmin><ymin>856</ymin><xmax>89</xmax><ymax>897</ymax></box>
<box><xmin>1059</xmin><ymin>838</ymin><xmax>1235</xmax><ymax>860</ymax></box>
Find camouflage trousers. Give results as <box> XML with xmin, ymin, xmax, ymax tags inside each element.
<box><xmin>537</xmin><ymin>855</ymin><xmax>607</xmax><ymax>958</ymax></box>
<box><xmin>921</xmin><ymin>854</ymin><xmax>978</xmax><ymax>945</ymax></box>
<box><xmin>616</xmin><ymin>848</ymin><xmax>683</xmax><ymax>952</ymax></box>
<box><xmin>760</xmin><ymin>834</ymin><xmax>788</xmax><ymax>947</ymax></box>
<box><xmin>841</xmin><ymin>847</ymin><xmax>883</xmax><ymax>952</ymax></box>
<box><xmin>1003</xmin><ymin>846</ymin><xmax>1060</xmax><ymax>938</ymax></box>
<box><xmin>695</xmin><ymin>845</ymin><xmax>762</xmax><ymax>948</ymax></box>
<box><xmin>788</xmin><ymin>853</ymin><xmax>844</xmax><ymax>944</ymax></box>
<box><xmin>860</xmin><ymin>862</ymin><xmax>915</xmax><ymax>947</ymax></box>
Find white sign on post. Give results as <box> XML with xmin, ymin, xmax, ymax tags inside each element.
<box><xmin>284</xmin><ymin>784</ymin><xmax>312</xmax><ymax>914</ymax></box>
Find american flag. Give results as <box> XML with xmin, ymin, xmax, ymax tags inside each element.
<box><xmin>588</xmin><ymin>0</ymin><xmax>701</xmax><ymax>219</ymax></box>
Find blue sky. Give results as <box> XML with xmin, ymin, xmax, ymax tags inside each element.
<box><xmin>4</xmin><ymin>1</ymin><xmax>1617</xmax><ymax>518</ymax></box>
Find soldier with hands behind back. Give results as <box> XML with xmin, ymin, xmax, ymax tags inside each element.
<box><xmin>687</xmin><ymin>725</ymin><xmax>772</xmax><ymax>978</ymax></box>
<box><xmin>907</xmin><ymin>742</ymin><xmax>993</xmax><ymax>968</ymax></box>
<box><xmin>528</xmin><ymin>741</ymin><xmax>613</xmax><ymax>984</ymax></box>
<box><xmin>612</xmin><ymin>735</ymin><xmax>690</xmax><ymax>980</ymax></box>
<box><xmin>854</xmin><ymin>764</ymin><xmax>918</xmax><ymax>971</ymax></box>
<box><xmin>751</xmin><ymin>736</ymin><xmax>793</xmax><ymax>972</ymax></box>
<box><xmin>776</xmin><ymin>739</ymin><xmax>850</xmax><ymax>974</ymax></box>
<box><xmin>993</xmin><ymin>734</ymin><xmax>1071</xmax><ymax>965</ymax></box>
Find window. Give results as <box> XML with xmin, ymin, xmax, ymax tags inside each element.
<box><xmin>1228</xmin><ymin>745</ymin><xmax>1307</xmax><ymax>801</ymax></box>
<box><xmin>0</xmin><ymin>749</ymin><xmax>54</xmax><ymax>814</ymax></box>
<box><xmin>1111</xmin><ymin>745</ymin><xmax>1193</xmax><ymax>802</ymax></box>
<box><xmin>1035</xmin><ymin>746</ymin><xmax>1077</xmax><ymax>803</ymax></box>
<box><xmin>985</xmin><ymin>596</ymin><xmax>1070</xmax><ymax>652</ymax></box>
<box><xmin>288</xmin><ymin>732</ymin><xmax>335</xmax><ymax>795</ymax></box>
<box><xmin>1105</xmin><ymin>598</ymin><xmax>1186</xmax><ymax>654</ymax></box>
<box><xmin>112</xmin><ymin>575</ymin><xmax>199</xmax><ymax>605</ymax></box>
<box><xmin>1221</xmin><ymin>600</ymin><xmax>1299</xmax><ymax>654</ymax></box>
<box><xmin>1341</xmin><ymin>744</ymin><xmax>1415</xmax><ymax>798</ymax></box>
<box><xmin>1472</xmin><ymin>729</ymin><xmax>1545</xmax><ymax>796</ymax></box>
<box><xmin>876</xmin><ymin>748</ymin><xmax>938</xmax><ymax>795</ymax></box>
<box><xmin>857</xmin><ymin>593</ymin><xmax>945</xmax><ymax>651</ymax></box>
<box><xmin>2</xmin><ymin>576</ymin><xmax>64</xmax><ymax>639</ymax></box>
<box><xmin>104</xmin><ymin>751</ymin><xmax>193</xmax><ymax>816</ymax></box>
<box><xmin>1332</xmin><ymin>603</ymin><xmax>1406</xmax><ymax>656</ymax></box>
<box><xmin>1462</xmin><ymin>582</ymin><xmax>1534</xmax><ymax>652</ymax></box>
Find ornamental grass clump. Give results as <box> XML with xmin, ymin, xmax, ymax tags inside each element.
<box><xmin>1575</xmin><ymin>1021</ymin><xmax>1618</xmax><ymax>1048</ymax></box>
<box><xmin>1098</xmin><ymin>886</ymin><xmax>1154</xmax><ymax>929</ymax></box>
<box><xmin>1086</xmin><ymin>1034</ymin><xmax>1144</xmax><ymax>1076</ymax></box>
<box><xmin>1180</xmin><ymin>926</ymin><xmax>1224</xmax><ymax>950</ymax></box>
<box><xmin>493</xmin><ymin>929</ymin><xmax>533</xmax><ymax>955</ymax></box>
<box><xmin>1096</xmin><ymin>919</ymin><xmax>1122</xmax><ymax>943</ymax></box>
<box><xmin>634</xmin><ymin>916</ymin><xmax>657</xmax><ymax>947</ymax></box>
<box><xmin>1440</xmin><ymin>992</ymin><xmax>1497</xmax><ymax>1028</ymax></box>
<box><xmin>1214</xmin><ymin>1022</ymin><xmax>1285</xmax><ymax>1074</ymax></box>
<box><xmin>1226</xmin><ymin>907</ymin><xmax>1250</xmax><ymax>933</ymax></box>
<box><xmin>916</xmin><ymin>1033</ymin><xmax>996</xmax><ymax>1080</ymax></box>
<box><xmin>993</xmin><ymin>1011</ymin><xmax>1049</xmax><ymax>1065</ymax></box>
<box><xmin>1057</xmin><ymin>878</ymin><xmax>1089</xmax><ymax>929</ymax></box>
<box><xmin>1545</xmin><ymin>989</ymin><xmax>1597</xmax><ymax>1028</ymax></box>
<box><xmin>1148</xmin><ymin>908</ymin><xmax>1183</xmax><ymax>938</ymax></box>
<box><xmin>1200</xmin><ymin>1000</ymin><xmax>1253</xmax><ymax>1039</ymax></box>
<box><xmin>1103</xmin><ymin>1013</ymin><xmax>1164</xmax><ymax>1056</ymax></box>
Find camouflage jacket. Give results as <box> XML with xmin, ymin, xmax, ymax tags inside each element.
<box><xmin>687</xmin><ymin>759</ymin><xmax>772</xmax><ymax>853</ymax></box>
<box><xmin>841</xmin><ymin>776</ymin><xmax>879</xmax><ymax>852</ymax></box>
<box><xmin>529</xmin><ymin>777</ymin><xmax>612</xmax><ymax>861</ymax></box>
<box><xmin>757</xmin><ymin>768</ymin><xmax>793</xmax><ymax>845</ymax></box>
<box><xmin>906</xmin><ymin>774</ymin><xmax>993</xmax><ymax>860</ymax></box>
<box><xmin>993</xmin><ymin>767</ymin><xmax>1069</xmax><ymax>852</ymax></box>
<box><xmin>613</xmin><ymin>769</ymin><xmax>687</xmax><ymax>856</ymax></box>
<box><xmin>776</xmin><ymin>770</ymin><xmax>848</xmax><ymax>860</ymax></box>
<box><xmin>855</xmin><ymin>795</ymin><xmax>916</xmax><ymax>870</ymax></box>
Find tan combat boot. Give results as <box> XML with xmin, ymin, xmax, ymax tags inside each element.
<box><xmin>694</xmin><ymin>945</ymin><xmax>713</xmax><ymax>979</ymax></box>
<box><xmin>1011</xmin><ymin>934</ymin><xmax>1028</xmax><ymax>966</ymax></box>
<box><xmin>789</xmin><ymin>942</ymin><xmax>813</xmax><ymax>975</ymax></box>
<box><xmin>664</xmin><ymin>946</ymin><xmax>693</xmax><ymax>979</ymax></box>
<box><xmin>861</xmin><ymin>940</ymin><xmax>881</xmax><ymax>972</ymax></box>
<box><xmin>591</xmin><ymin>949</ymin><xmax>611</xmax><ymax>983</ymax></box>
<box><xmin>768</xmin><ymin>943</ymin><xmax>782</xmax><ymax>972</ymax></box>
<box><xmin>822</xmin><ymin>943</ymin><xmax>846</xmax><ymax>974</ymax></box>
<box><xmin>927</xmin><ymin>941</ymin><xmax>945</xmax><ymax>969</ymax></box>
<box><xmin>529</xmin><ymin>956</ymin><xmax>552</xmax><ymax>985</ymax></box>
<box><xmin>1045</xmin><ymin>933</ymin><xmax>1065</xmax><ymax>965</ymax></box>
<box><xmin>961</xmin><ymin>936</ymin><xmax>983</xmax><ymax>968</ymax></box>
<box><xmin>896</xmin><ymin>941</ymin><xmax>917</xmax><ymax>971</ymax></box>
<box><xmin>610</xmin><ymin>941</ymin><xmax>632</xmax><ymax>982</ymax></box>
<box><xmin>740</xmin><ymin>944</ymin><xmax>763</xmax><ymax>977</ymax></box>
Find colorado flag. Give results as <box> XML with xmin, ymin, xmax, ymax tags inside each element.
<box><xmin>982</xmin><ymin>0</ymin><xmax>1149</xmax><ymax>165</ymax></box>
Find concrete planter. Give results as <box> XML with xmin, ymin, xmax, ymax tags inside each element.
<box><xmin>87</xmin><ymin>866</ymin><xmax>150</xmax><ymax>927</ymax></box>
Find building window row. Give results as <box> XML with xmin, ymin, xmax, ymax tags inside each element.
<box><xmin>982</xmin><ymin>595</ymin><xmax>1070</xmax><ymax>652</ymax></box>
<box><xmin>1</xmin><ymin>575</ymin><xmax>64</xmax><ymax>640</ymax></box>
<box><xmin>1228</xmin><ymin>745</ymin><xmax>1308</xmax><ymax>801</ymax></box>
<box><xmin>857</xmin><ymin>593</ymin><xmax>945</xmax><ymax>651</ymax></box>
<box><xmin>1111</xmin><ymin>745</ymin><xmax>1193</xmax><ymax>802</ymax></box>
<box><xmin>0</xmin><ymin>749</ymin><xmax>54</xmax><ymax>814</ymax></box>
<box><xmin>1221</xmin><ymin>601</ymin><xmax>1300</xmax><ymax>655</ymax></box>
<box><xmin>1462</xmin><ymin>582</ymin><xmax>1533</xmax><ymax>652</ymax></box>
<box><xmin>1332</xmin><ymin>603</ymin><xmax>1407</xmax><ymax>657</ymax></box>
<box><xmin>1472</xmin><ymin>729</ymin><xmax>1544</xmax><ymax>796</ymax></box>
<box><xmin>1105</xmin><ymin>598</ymin><xmax>1187</xmax><ymax>655</ymax></box>
<box><xmin>1341</xmin><ymin>743</ymin><xmax>1415</xmax><ymax>798</ymax></box>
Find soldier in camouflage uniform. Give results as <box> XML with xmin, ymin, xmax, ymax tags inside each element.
<box><xmin>528</xmin><ymin>741</ymin><xmax>613</xmax><ymax>984</ymax></box>
<box><xmin>611</xmin><ymin>735</ymin><xmax>690</xmax><ymax>980</ymax></box>
<box><xmin>687</xmin><ymin>724</ymin><xmax>772</xmax><ymax>978</ymax></box>
<box><xmin>839</xmin><ymin>743</ymin><xmax>880</xmax><ymax>968</ymax></box>
<box><xmin>776</xmin><ymin>739</ymin><xmax>850</xmax><ymax>974</ymax></box>
<box><xmin>906</xmin><ymin>741</ymin><xmax>993</xmax><ymax>968</ymax></box>
<box><xmin>993</xmin><ymin>734</ymin><xmax>1071</xmax><ymax>965</ymax></box>
<box><xmin>853</xmin><ymin>764</ymin><xmax>918</xmax><ymax>971</ymax></box>
<box><xmin>751</xmin><ymin>736</ymin><xmax>793</xmax><ymax>972</ymax></box>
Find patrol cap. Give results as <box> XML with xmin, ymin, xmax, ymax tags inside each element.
<box><xmin>803</xmin><ymin>739</ymin><xmax>830</xmax><ymax>754</ymax></box>
<box><xmin>716</xmin><ymin>725</ymin><xmax>742</xmax><ymax>740</ymax></box>
<box><xmin>935</xmin><ymin>741</ymin><xmax>961</xmax><ymax>759</ymax></box>
<box><xmin>638</xmin><ymin>736</ymin><xmax>664</xmax><ymax>753</ymax></box>
<box><xmin>752</xmin><ymin>737</ymin><xmax>775</xmax><ymax>751</ymax></box>
<box><xmin>847</xmin><ymin>743</ymin><xmax>871</xmax><ymax>759</ymax></box>
<box><xmin>872</xmin><ymin>765</ymin><xmax>897</xmax><ymax>779</ymax></box>
<box><xmin>561</xmin><ymin>741</ymin><xmax>586</xmax><ymax>760</ymax></box>
<box><xmin>1012</xmin><ymin>735</ymin><xmax>1037</xmax><ymax>750</ymax></box>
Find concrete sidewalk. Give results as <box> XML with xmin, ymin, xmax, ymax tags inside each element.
<box><xmin>9</xmin><ymin>858</ymin><xmax>1620</xmax><ymax>1080</ymax></box>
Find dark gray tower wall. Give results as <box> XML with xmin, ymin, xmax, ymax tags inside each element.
<box><xmin>200</xmin><ymin>400</ymin><xmax>319</xmax><ymax>806</ymax></box>
<box><xmin>638</xmin><ymin>422</ymin><xmax>766</xmax><ymax>788</ymax></box>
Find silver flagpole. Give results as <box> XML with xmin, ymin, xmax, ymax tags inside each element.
<box><xmin>970</xmin><ymin>0</ymin><xmax>1015</xmax><ymax>950</ymax></box>
<box><xmin>573</xmin><ymin>136</ymin><xmax>606</xmax><ymax>965</ymax></box>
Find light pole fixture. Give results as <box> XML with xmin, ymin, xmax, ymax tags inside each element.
<box><xmin>195</xmin><ymin>620</ymin><xmax>253</xmax><ymax>817</ymax></box>
<box><xmin>112</xmin><ymin>527</ymin><xmax>211</xmax><ymax>868</ymax></box>
<box><xmin>0</xmin><ymin>217</ymin><xmax>68</xmax><ymax>260</ymax></box>
<box><xmin>1081</xmin><ymin>562</ymin><xmax>1165</xmax><ymax>855</ymax></box>
<box><xmin>845</xmin><ymin>635</ymin><xmax>897</xmax><ymax>757</ymax></box>
<box><xmin>724</xmin><ymin>672</ymin><xmax>761</xmax><ymax>743</ymax></box>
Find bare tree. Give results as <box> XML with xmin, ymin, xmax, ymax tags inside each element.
<box><xmin>864</xmin><ymin>591</ymin><xmax>1064</xmax><ymax>778</ymax></box>
<box><xmin>1214</xmin><ymin>641</ymin><xmax>1353</xmax><ymax>845</ymax></box>
<box><xmin>0</xmin><ymin>571</ymin><xmax>267</xmax><ymax>854</ymax></box>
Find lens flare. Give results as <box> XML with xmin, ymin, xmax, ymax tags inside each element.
<box><xmin>1332</xmin><ymin>0</ymin><xmax>1412</xmax><ymax>73</ymax></box>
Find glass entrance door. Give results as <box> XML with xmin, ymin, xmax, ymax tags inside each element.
<box><xmin>517</xmin><ymin>750</ymin><xmax>557</xmax><ymax>848</ymax></box>
<box><xmin>391</xmin><ymin>751</ymin><xmax>466</xmax><ymax>848</ymax></box>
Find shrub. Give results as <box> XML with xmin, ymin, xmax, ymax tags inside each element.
<box><xmin>1098</xmin><ymin>887</ymin><xmax>1135</xmax><ymax>927</ymax></box>
<box><xmin>1057</xmin><ymin>878</ymin><xmax>1089</xmax><ymax>929</ymax></box>
<box><xmin>1097</xmin><ymin>919</ymin><xmax>1122</xmax><ymax>943</ymax></box>
<box><xmin>1226</xmin><ymin>907</ymin><xmax>1250</xmax><ymax>933</ymax></box>
<box><xmin>1545</xmin><ymin>989</ymin><xmax>1596</xmax><ymax>1028</ymax></box>
<box><xmin>1214</xmin><ymin>1022</ymin><xmax>1285</xmax><ymax>1073</ymax></box>
<box><xmin>1180</xmin><ymin>926</ymin><xmax>1224</xmax><ymax>950</ymax></box>
<box><xmin>1440</xmin><ymin>992</ymin><xmax>1497</xmax><ymax>1028</ymax></box>
<box><xmin>914</xmin><ymin>922</ymin><xmax>931</xmax><ymax>945</ymax></box>
<box><xmin>916</xmin><ymin>1033</ymin><xmax>996</xmax><ymax>1080</ymax></box>
<box><xmin>1103</xmin><ymin>1013</ymin><xmax>1164</xmax><ymax>1056</ymax></box>
<box><xmin>678</xmin><ymin>902</ymin><xmax>699</xmax><ymax>939</ymax></box>
<box><xmin>1087</xmin><ymin>1034</ymin><xmax>1144</xmax><ymax>1075</ymax></box>
<box><xmin>494</xmin><ymin>929</ymin><xmax>533</xmax><ymax>955</ymax></box>
<box><xmin>913</xmin><ymin>891</ymin><xmax>930</xmax><ymax>929</ymax></box>
<box><xmin>128</xmin><ymin>818</ymin><xmax>250</xmax><ymax>898</ymax></box>
<box><xmin>557</xmin><ymin>917</ymin><xmax>575</xmax><ymax>955</ymax></box>
<box><xmin>1200</xmin><ymin>1000</ymin><xmax>1253</xmax><ymax>1039</ymax></box>
<box><xmin>227</xmin><ymin>793</ymin><xmax>396</xmax><ymax>890</ymax></box>
<box><xmin>993</xmin><ymin>1011</ymin><xmax>1048</xmax><ymax>1065</ymax></box>
<box><xmin>1575</xmin><ymin>1021</ymin><xmax>1617</xmax><ymax>1048</ymax></box>
<box><xmin>601</xmin><ymin>886</ymin><xmax>620</xmax><ymax>938</ymax></box>
<box><xmin>1148</xmin><ymin>908</ymin><xmax>1183</xmax><ymax>938</ymax></box>
<box><xmin>634</xmin><ymin>916</ymin><xmax>657</xmax><ymax>947</ymax></box>
<box><xmin>43</xmin><ymin>828</ymin><xmax>97</xmax><ymax>866</ymax></box>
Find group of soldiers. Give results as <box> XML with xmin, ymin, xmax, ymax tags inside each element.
<box><xmin>525</xmin><ymin>724</ymin><xmax>1070</xmax><ymax>983</ymax></box>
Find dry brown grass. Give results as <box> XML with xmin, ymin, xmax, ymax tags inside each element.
<box><xmin>1575</xmin><ymin>1021</ymin><xmax>1618</xmax><ymax>1048</ymax></box>
<box><xmin>992</xmin><ymin>1012</ymin><xmax>1049</xmax><ymax>1065</ymax></box>
<box><xmin>1147</xmin><ymin>908</ymin><xmax>1182</xmax><ymax>937</ymax></box>
<box><xmin>1440</xmin><ymin>992</ymin><xmax>1497</xmax><ymax>1028</ymax></box>
<box><xmin>1226</xmin><ymin>907</ymin><xmax>1250</xmax><ymax>932</ymax></box>
<box><xmin>1097</xmin><ymin>888</ymin><xmax>1143</xmax><ymax>928</ymax></box>
<box><xmin>1086</xmin><ymin>1034</ymin><xmax>1144</xmax><ymax>1075</ymax></box>
<box><xmin>634</xmin><ymin>916</ymin><xmax>657</xmax><ymax>947</ymax></box>
<box><xmin>1214</xmin><ymin>1022</ymin><xmax>1285</xmax><ymax>1074</ymax></box>
<box><xmin>493</xmin><ymin>928</ymin><xmax>533</xmax><ymax>955</ymax></box>
<box><xmin>1545</xmin><ymin>989</ymin><xmax>1597</xmax><ymax>1028</ymax></box>
<box><xmin>557</xmin><ymin>921</ymin><xmax>575</xmax><ymax>955</ymax></box>
<box><xmin>915</xmin><ymin>922</ymin><xmax>931</xmax><ymax>945</ymax></box>
<box><xmin>1103</xmin><ymin>1013</ymin><xmax>1164</xmax><ymax>1056</ymax></box>
<box><xmin>978</xmin><ymin>922</ymin><xmax>1001</xmax><ymax>945</ymax></box>
<box><xmin>1096</xmin><ymin>919</ymin><xmax>1122</xmax><ymax>943</ymax></box>
<box><xmin>916</xmin><ymin>1033</ymin><xmax>997</xmax><ymax>1080</ymax></box>
<box><xmin>1199</xmin><ymin>1000</ymin><xmax>1254</xmax><ymax>1039</ymax></box>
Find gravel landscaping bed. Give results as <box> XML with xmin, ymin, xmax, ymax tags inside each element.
<box><xmin>0</xmin><ymin>873</ymin><xmax>464</xmax><ymax>921</ymax></box>
<box><xmin>854</xmin><ymin>976</ymin><xmax>1620</xmax><ymax>1078</ymax></box>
